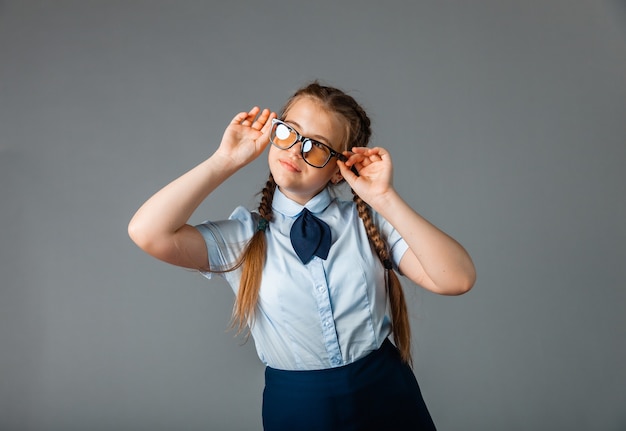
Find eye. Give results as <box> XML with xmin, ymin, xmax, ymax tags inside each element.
<box><xmin>302</xmin><ymin>140</ymin><xmax>313</xmax><ymax>153</ymax></box>
<box><xmin>275</xmin><ymin>123</ymin><xmax>292</xmax><ymax>140</ymax></box>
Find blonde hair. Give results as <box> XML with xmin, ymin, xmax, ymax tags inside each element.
<box><xmin>229</xmin><ymin>81</ymin><xmax>412</xmax><ymax>364</ymax></box>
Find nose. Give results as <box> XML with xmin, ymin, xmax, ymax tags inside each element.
<box><xmin>287</xmin><ymin>140</ymin><xmax>302</xmax><ymax>158</ymax></box>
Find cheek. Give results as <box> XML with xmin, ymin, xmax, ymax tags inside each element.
<box><xmin>325</xmin><ymin>159</ymin><xmax>340</xmax><ymax>174</ymax></box>
<box><xmin>318</xmin><ymin>163</ymin><xmax>340</xmax><ymax>184</ymax></box>
<box><xmin>267</xmin><ymin>145</ymin><xmax>280</xmax><ymax>162</ymax></box>
<box><xmin>268</xmin><ymin>146</ymin><xmax>288</xmax><ymax>177</ymax></box>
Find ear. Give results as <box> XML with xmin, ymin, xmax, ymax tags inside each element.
<box><xmin>331</xmin><ymin>171</ymin><xmax>344</xmax><ymax>185</ymax></box>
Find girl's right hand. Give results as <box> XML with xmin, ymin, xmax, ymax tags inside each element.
<box><xmin>215</xmin><ymin>107</ymin><xmax>277</xmax><ymax>168</ymax></box>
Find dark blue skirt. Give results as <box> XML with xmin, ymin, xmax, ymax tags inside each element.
<box><xmin>262</xmin><ymin>339</ymin><xmax>436</xmax><ymax>430</ymax></box>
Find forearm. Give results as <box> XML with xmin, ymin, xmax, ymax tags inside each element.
<box><xmin>370</xmin><ymin>190</ymin><xmax>476</xmax><ymax>294</ymax></box>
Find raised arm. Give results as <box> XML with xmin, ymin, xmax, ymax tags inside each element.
<box><xmin>339</xmin><ymin>147</ymin><xmax>476</xmax><ymax>296</ymax></box>
<box><xmin>128</xmin><ymin>107</ymin><xmax>276</xmax><ymax>269</ymax></box>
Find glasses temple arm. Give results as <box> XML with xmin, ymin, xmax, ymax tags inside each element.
<box><xmin>336</xmin><ymin>153</ymin><xmax>359</xmax><ymax>176</ymax></box>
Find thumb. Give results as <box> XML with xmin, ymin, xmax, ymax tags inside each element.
<box><xmin>338</xmin><ymin>160</ymin><xmax>359</xmax><ymax>185</ymax></box>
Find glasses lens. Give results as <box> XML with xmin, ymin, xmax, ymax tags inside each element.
<box><xmin>271</xmin><ymin>120</ymin><xmax>333</xmax><ymax>168</ymax></box>
<box><xmin>271</xmin><ymin>122</ymin><xmax>297</xmax><ymax>149</ymax></box>
<box><xmin>302</xmin><ymin>139</ymin><xmax>331</xmax><ymax>167</ymax></box>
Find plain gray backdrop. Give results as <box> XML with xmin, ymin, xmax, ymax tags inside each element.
<box><xmin>1</xmin><ymin>1</ymin><xmax>625</xmax><ymax>430</ymax></box>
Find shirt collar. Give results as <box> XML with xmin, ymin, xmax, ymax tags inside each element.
<box><xmin>272</xmin><ymin>187</ymin><xmax>332</xmax><ymax>217</ymax></box>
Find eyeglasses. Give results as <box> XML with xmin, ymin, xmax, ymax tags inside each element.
<box><xmin>270</xmin><ymin>119</ymin><xmax>347</xmax><ymax>168</ymax></box>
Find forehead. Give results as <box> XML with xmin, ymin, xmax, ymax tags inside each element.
<box><xmin>283</xmin><ymin>97</ymin><xmax>346</xmax><ymax>150</ymax></box>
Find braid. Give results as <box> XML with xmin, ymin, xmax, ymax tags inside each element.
<box><xmin>353</xmin><ymin>191</ymin><xmax>413</xmax><ymax>365</ymax></box>
<box><xmin>354</xmin><ymin>193</ymin><xmax>387</xmax><ymax>257</ymax></box>
<box><xmin>231</xmin><ymin>174</ymin><xmax>276</xmax><ymax>333</ymax></box>
<box><xmin>351</xmin><ymin>102</ymin><xmax>372</xmax><ymax>149</ymax></box>
<box><xmin>258</xmin><ymin>174</ymin><xmax>277</xmax><ymax>221</ymax></box>
<box><xmin>332</xmin><ymin>83</ymin><xmax>412</xmax><ymax>364</ymax></box>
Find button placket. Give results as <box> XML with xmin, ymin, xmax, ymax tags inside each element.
<box><xmin>307</xmin><ymin>258</ymin><xmax>342</xmax><ymax>367</ymax></box>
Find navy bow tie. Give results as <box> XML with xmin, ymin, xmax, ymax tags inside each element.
<box><xmin>290</xmin><ymin>208</ymin><xmax>331</xmax><ymax>264</ymax></box>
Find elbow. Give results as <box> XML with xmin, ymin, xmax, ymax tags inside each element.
<box><xmin>127</xmin><ymin>220</ymin><xmax>169</xmax><ymax>261</ymax></box>
<box><xmin>450</xmin><ymin>268</ymin><xmax>476</xmax><ymax>296</ymax></box>
<box><xmin>127</xmin><ymin>217</ymin><xmax>155</xmax><ymax>253</ymax></box>
<box><xmin>437</xmin><ymin>267</ymin><xmax>476</xmax><ymax>296</ymax></box>
<box><xmin>127</xmin><ymin>218</ymin><xmax>192</xmax><ymax>267</ymax></box>
<box><xmin>451</xmin><ymin>255</ymin><xmax>477</xmax><ymax>295</ymax></box>
<box><xmin>128</xmin><ymin>219</ymin><xmax>144</xmax><ymax>248</ymax></box>
<box><xmin>454</xmin><ymin>277</ymin><xmax>475</xmax><ymax>295</ymax></box>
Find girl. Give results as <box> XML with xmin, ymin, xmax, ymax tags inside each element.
<box><xmin>128</xmin><ymin>82</ymin><xmax>475</xmax><ymax>430</ymax></box>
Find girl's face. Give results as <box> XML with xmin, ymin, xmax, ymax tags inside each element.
<box><xmin>268</xmin><ymin>97</ymin><xmax>346</xmax><ymax>205</ymax></box>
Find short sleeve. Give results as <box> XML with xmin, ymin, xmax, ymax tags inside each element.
<box><xmin>194</xmin><ymin>206</ymin><xmax>258</xmax><ymax>280</ymax></box>
<box><xmin>371</xmin><ymin>210</ymin><xmax>409</xmax><ymax>272</ymax></box>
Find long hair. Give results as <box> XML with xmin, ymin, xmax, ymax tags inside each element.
<box><xmin>229</xmin><ymin>81</ymin><xmax>412</xmax><ymax>364</ymax></box>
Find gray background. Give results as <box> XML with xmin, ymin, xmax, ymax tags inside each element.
<box><xmin>1</xmin><ymin>1</ymin><xmax>625</xmax><ymax>430</ymax></box>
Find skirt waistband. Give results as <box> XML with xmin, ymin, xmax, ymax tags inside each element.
<box><xmin>264</xmin><ymin>338</ymin><xmax>399</xmax><ymax>393</ymax></box>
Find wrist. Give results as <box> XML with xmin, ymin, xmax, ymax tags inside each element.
<box><xmin>367</xmin><ymin>188</ymin><xmax>400</xmax><ymax>214</ymax></box>
<box><xmin>211</xmin><ymin>149</ymin><xmax>247</xmax><ymax>172</ymax></box>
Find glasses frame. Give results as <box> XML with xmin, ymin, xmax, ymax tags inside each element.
<box><xmin>270</xmin><ymin>119</ymin><xmax>348</xmax><ymax>168</ymax></box>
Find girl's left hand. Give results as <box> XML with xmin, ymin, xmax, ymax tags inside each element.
<box><xmin>338</xmin><ymin>146</ymin><xmax>394</xmax><ymax>206</ymax></box>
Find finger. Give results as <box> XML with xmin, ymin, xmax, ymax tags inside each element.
<box><xmin>241</xmin><ymin>107</ymin><xmax>261</xmax><ymax>126</ymax></box>
<box><xmin>365</xmin><ymin>147</ymin><xmax>390</xmax><ymax>162</ymax></box>
<box><xmin>260</xmin><ymin>111</ymin><xmax>278</xmax><ymax>134</ymax></box>
<box><xmin>230</xmin><ymin>111</ymin><xmax>251</xmax><ymax>124</ymax></box>
<box><xmin>251</xmin><ymin>108</ymin><xmax>271</xmax><ymax>130</ymax></box>
<box><xmin>343</xmin><ymin>151</ymin><xmax>364</xmax><ymax>167</ymax></box>
<box><xmin>255</xmin><ymin>112</ymin><xmax>278</xmax><ymax>148</ymax></box>
<box><xmin>230</xmin><ymin>107</ymin><xmax>259</xmax><ymax>125</ymax></box>
<box><xmin>337</xmin><ymin>160</ymin><xmax>359</xmax><ymax>183</ymax></box>
<box><xmin>354</xmin><ymin>152</ymin><xmax>375</xmax><ymax>167</ymax></box>
<box><xmin>367</xmin><ymin>153</ymin><xmax>383</xmax><ymax>163</ymax></box>
<box><xmin>350</xmin><ymin>146</ymin><xmax>368</xmax><ymax>154</ymax></box>
<box><xmin>349</xmin><ymin>147</ymin><xmax>377</xmax><ymax>164</ymax></box>
<box><xmin>354</xmin><ymin>147</ymin><xmax>388</xmax><ymax>165</ymax></box>
<box><xmin>352</xmin><ymin>146</ymin><xmax>388</xmax><ymax>156</ymax></box>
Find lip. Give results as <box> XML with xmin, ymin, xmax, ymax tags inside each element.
<box><xmin>279</xmin><ymin>158</ymin><xmax>302</xmax><ymax>173</ymax></box>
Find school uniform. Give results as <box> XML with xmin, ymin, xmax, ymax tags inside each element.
<box><xmin>196</xmin><ymin>187</ymin><xmax>436</xmax><ymax>430</ymax></box>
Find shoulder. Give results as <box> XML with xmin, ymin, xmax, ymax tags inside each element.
<box><xmin>331</xmin><ymin>196</ymin><xmax>389</xmax><ymax>232</ymax></box>
<box><xmin>196</xmin><ymin>206</ymin><xmax>259</xmax><ymax>243</ymax></box>
<box><xmin>328</xmin><ymin>194</ymin><xmax>357</xmax><ymax>214</ymax></box>
<box><xmin>230</xmin><ymin>206</ymin><xmax>260</xmax><ymax>226</ymax></box>
<box><xmin>194</xmin><ymin>206</ymin><xmax>260</xmax><ymax>277</ymax></box>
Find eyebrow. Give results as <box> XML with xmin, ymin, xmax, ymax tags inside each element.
<box><xmin>285</xmin><ymin>120</ymin><xmax>332</xmax><ymax>146</ymax></box>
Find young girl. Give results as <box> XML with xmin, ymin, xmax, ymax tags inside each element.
<box><xmin>128</xmin><ymin>82</ymin><xmax>475</xmax><ymax>430</ymax></box>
